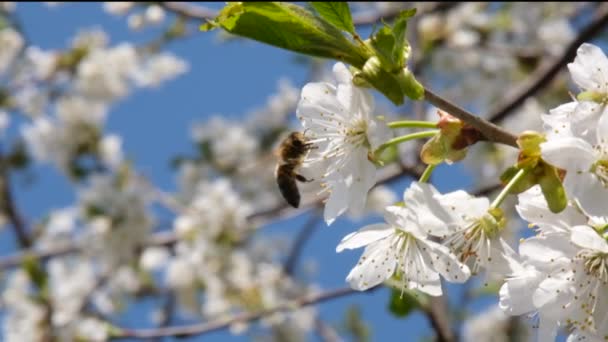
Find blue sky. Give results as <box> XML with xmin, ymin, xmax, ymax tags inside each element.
<box><xmin>1</xmin><ymin>3</ymin><xmax>497</xmax><ymax>341</ymax></box>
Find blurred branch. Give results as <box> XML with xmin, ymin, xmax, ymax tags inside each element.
<box><xmin>0</xmin><ymin>152</ymin><xmax>31</xmax><ymax>248</ymax></box>
<box><xmin>283</xmin><ymin>210</ymin><xmax>321</xmax><ymax>275</ymax></box>
<box><xmin>158</xmin><ymin>2</ymin><xmax>218</xmax><ymax>20</ymax></box>
<box><xmin>424</xmin><ymin>296</ymin><xmax>456</xmax><ymax>342</ymax></box>
<box><xmin>111</xmin><ymin>287</ymin><xmax>367</xmax><ymax>339</ymax></box>
<box><xmin>488</xmin><ymin>3</ymin><xmax>608</xmax><ymax>123</ymax></box>
<box><xmin>352</xmin><ymin>2</ymin><xmax>458</xmax><ymax>26</ymax></box>
<box><xmin>159</xmin><ymin>2</ymin><xmax>458</xmax><ymax>26</ymax></box>
<box><xmin>0</xmin><ymin>163</ymin><xmax>417</xmax><ymax>269</ymax></box>
<box><xmin>151</xmin><ymin>292</ymin><xmax>176</xmax><ymax>342</ymax></box>
<box><xmin>315</xmin><ymin>318</ymin><xmax>344</xmax><ymax>342</ymax></box>
<box><xmin>423</xmin><ymin>88</ymin><xmax>518</xmax><ymax>147</ymax></box>
<box><xmin>0</xmin><ymin>166</ymin><xmax>501</xmax><ymax>271</ymax></box>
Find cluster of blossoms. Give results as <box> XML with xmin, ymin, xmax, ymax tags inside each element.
<box><xmin>293</xmin><ymin>41</ymin><xmax>608</xmax><ymax>340</ymax></box>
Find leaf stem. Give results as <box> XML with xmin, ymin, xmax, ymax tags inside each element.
<box><xmin>490</xmin><ymin>168</ymin><xmax>528</xmax><ymax>209</ymax></box>
<box><xmin>374</xmin><ymin>130</ymin><xmax>438</xmax><ymax>158</ymax></box>
<box><xmin>387</xmin><ymin>120</ymin><xmax>437</xmax><ymax>129</ymax></box>
<box><xmin>418</xmin><ymin>164</ymin><xmax>436</xmax><ymax>183</ymax></box>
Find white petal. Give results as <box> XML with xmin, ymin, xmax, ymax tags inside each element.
<box><xmin>519</xmin><ymin>234</ymin><xmax>574</xmax><ymax>270</ymax></box>
<box><xmin>572</xmin><ymin>101</ymin><xmax>605</xmax><ymax>142</ymax></box>
<box><xmin>336</xmin><ymin>223</ymin><xmax>393</xmax><ymax>252</ymax></box>
<box><xmin>345</xmin><ymin>238</ymin><xmax>397</xmax><ymax>291</ymax></box>
<box><xmin>404</xmin><ymin>182</ymin><xmax>451</xmax><ymax>237</ymax></box>
<box><xmin>336</xmin><ymin>83</ymin><xmax>355</xmax><ymax>114</ymax></box>
<box><xmin>332</xmin><ymin>62</ymin><xmax>351</xmax><ymax>84</ymax></box>
<box><xmin>568</xmin><ymin>43</ymin><xmax>608</xmax><ymax>92</ymax></box>
<box><xmin>400</xmin><ymin>239</ymin><xmax>443</xmax><ymax>296</ymax></box>
<box><xmin>532</xmin><ymin>276</ymin><xmax>573</xmax><ymax>313</ymax></box>
<box><xmin>422</xmin><ymin>239</ymin><xmax>470</xmax><ymax>283</ymax></box>
<box><xmin>567</xmin><ymin>331</ymin><xmax>603</xmax><ymax>342</ymax></box>
<box><xmin>499</xmin><ymin>266</ymin><xmax>541</xmax><ymax>315</ymax></box>
<box><xmin>346</xmin><ymin>148</ymin><xmax>377</xmax><ymax>215</ymax></box>
<box><xmin>436</xmin><ymin>190</ymin><xmax>489</xmax><ymax>219</ymax></box>
<box><xmin>568</xmin><ymin>172</ymin><xmax>608</xmax><ymax>218</ymax></box>
<box><xmin>516</xmin><ymin>186</ymin><xmax>587</xmax><ymax>231</ymax></box>
<box><xmin>540</xmin><ymin>137</ymin><xmax>596</xmax><ymax>171</ymax></box>
<box><xmin>366</xmin><ymin>116</ymin><xmax>392</xmax><ymax>151</ymax></box>
<box><xmin>408</xmin><ymin>273</ymin><xmax>442</xmax><ymax>297</ymax></box>
<box><xmin>297</xmin><ymin>82</ymin><xmax>344</xmax><ymax>125</ymax></box>
<box><xmin>598</xmin><ymin>108</ymin><xmax>608</xmax><ymax>145</ymax></box>
<box><xmin>570</xmin><ymin>225</ymin><xmax>608</xmax><ymax>252</ymax></box>
<box><xmin>536</xmin><ymin>316</ymin><xmax>559</xmax><ymax>342</ymax></box>
<box><xmin>487</xmin><ymin>238</ymin><xmax>521</xmax><ymax>276</ymax></box>
<box><xmin>323</xmin><ymin>179</ymin><xmax>349</xmax><ymax>225</ymax></box>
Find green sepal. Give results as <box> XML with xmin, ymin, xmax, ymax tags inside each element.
<box><xmin>538</xmin><ymin>162</ymin><xmax>567</xmax><ymax>213</ymax></box>
<box><xmin>577</xmin><ymin>91</ymin><xmax>606</xmax><ymax>103</ymax></box>
<box><xmin>388</xmin><ymin>288</ymin><xmax>421</xmax><ymax>317</ymax></box>
<box><xmin>499</xmin><ymin>166</ymin><xmax>536</xmax><ymax>194</ymax></box>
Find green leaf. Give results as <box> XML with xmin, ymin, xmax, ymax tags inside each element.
<box><xmin>388</xmin><ymin>288</ymin><xmax>420</xmax><ymax>317</ymax></box>
<box><xmin>369</xmin><ymin>26</ymin><xmax>396</xmax><ymax>70</ymax></box>
<box><xmin>208</xmin><ymin>2</ymin><xmax>369</xmax><ymax>67</ymax></box>
<box><xmin>391</xmin><ymin>8</ymin><xmax>416</xmax><ymax>66</ymax></box>
<box><xmin>310</xmin><ymin>2</ymin><xmax>355</xmax><ymax>34</ymax></box>
<box><xmin>21</xmin><ymin>255</ymin><xmax>48</xmax><ymax>291</ymax></box>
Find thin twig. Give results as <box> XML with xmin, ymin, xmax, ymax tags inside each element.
<box><xmin>424</xmin><ymin>87</ymin><xmax>518</xmax><ymax>148</ymax></box>
<box><xmin>159</xmin><ymin>2</ymin><xmax>218</xmax><ymax>20</ymax></box>
<box><xmin>315</xmin><ymin>318</ymin><xmax>344</xmax><ymax>342</ymax></box>
<box><xmin>283</xmin><ymin>210</ymin><xmax>321</xmax><ymax>275</ymax></box>
<box><xmin>353</xmin><ymin>2</ymin><xmax>459</xmax><ymax>26</ymax></box>
<box><xmin>0</xmin><ymin>163</ymin><xmax>423</xmax><ymax>271</ymax></box>
<box><xmin>488</xmin><ymin>3</ymin><xmax>608</xmax><ymax>123</ymax></box>
<box><xmin>424</xmin><ymin>296</ymin><xmax>456</xmax><ymax>342</ymax></box>
<box><xmin>0</xmin><ymin>152</ymin><xmax>31</xmax><ymax>248</ymax></box>
<box><xmin>158</xmin><ymin>2</ymin><xmax>458</xmax><ymax>26</ymax></box>
<box><xmin>111</xmin><ymin>287</ymin><xmax>367</xmax><ymax>339</ymax></box>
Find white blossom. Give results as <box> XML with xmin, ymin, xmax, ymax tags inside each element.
<box><xmin>500</xmin><ymin>186</ymin><xmax>608</xmax><ymax>341</ymax></box>
<box><xmin>0</xmin><ymin>28</ymin><xmax>23</xmax><ymax>75</ymax></box>
<box><xmin>408</xmin><ymin>183</ymin><xmax>520</xmax><ymax>276</ymax></box>
<box><xmin>103</xmin><ymin>2</ymin><xmax>133</xmax><ymax>15</ymax></box>
<box><xmin>337</xmin><ymin>183</ymin><xmax>470</xmax><ymax>295</ymax></box>
<box><xmin>144</xmin><ymin>4</ymin><xmax>165</xmax><ymax>25</ymax></box>
<box><xmin>76</xmin><ymin>43</ymin><xmax>139</xmax><ymax>100</ymax></box>
<box><xmin>297</xmin><ymin>62</ymin><xmax>391</xmax><ymax>225</ymax></box>
<box><xmin>99</xmin><ymin>134</ymin><xmax>124</xmax><ymax>169</ymax></box>
<box><xmin>127</xmin><ymin>13</ymin><xmax>145</xmax><ymax>31</ymax></box>
<box><xmin>541</xmin><ymin>112</ymin><xmax>608</xmax><ymax>218</ymax></box>
<box><xmin>140</xmin><ymin>246</ymin><xmax>170</xmax><ymax>271</ymax></box>
<box><xmin>133</xmin><ymin>53</ymin><xmax>188</xmax><ymax>88</ymax></box>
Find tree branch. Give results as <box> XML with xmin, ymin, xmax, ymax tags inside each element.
<box><xmin>315</xmin><ymin>318</ymin><xmax>344</xmax><ymax>342</ymax></box>
<box><xmin>0</xmin><ymin>152</ymin><xmax>31</xmax><ymax>248</ymax></box>
<box><xmin>488</xmin><ymin>3</ymin><xmax>608</xmax><ymax>123</ymax></box>
<box><xmin>158</xmin><ymin>2</ymin><xmax>459</xmax><ymax>26</ymax></box>
<box><xmin>283</xmin><ymin>210</ymin><xmax>321</xmax><ymax>275</ymax></box>
<box><xmin>352</xmin><ymin>2</ymin><xmax>458</xmax><ymax>26</ymax></box>
<box><xmin>111</xmin><ymin>287</ymin><xmax>367</xmax><ymax>340</ymax></box>
<box><xmin>159</xmin><ymin>2</ymin><xmax>218</xmax><ymax>20</ymax></box>
<box><xmin>423</xmin><ymin>87</ymin><xmax>518</xmax><ymax>147</ymax></box>
<box><xmin>424</xmin><ymin>296</ymin><xmax>456</xmax><ymax>342</ymax></box>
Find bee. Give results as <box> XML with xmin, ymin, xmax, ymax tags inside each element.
<box><xmin>275</xmin><ymin>131</ymin><xmax>316</xmax><ymax>208</ymax></box>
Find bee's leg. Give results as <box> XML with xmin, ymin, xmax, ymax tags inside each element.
<box><xmin>304</xmin><ymin>142</ymin><xmax>318</xmax><ymax>150</ymax></box>
<box><xmin>295</xmin><ymin>174</ymin><xmax>314</xmax><ymax>183</ymax></box>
